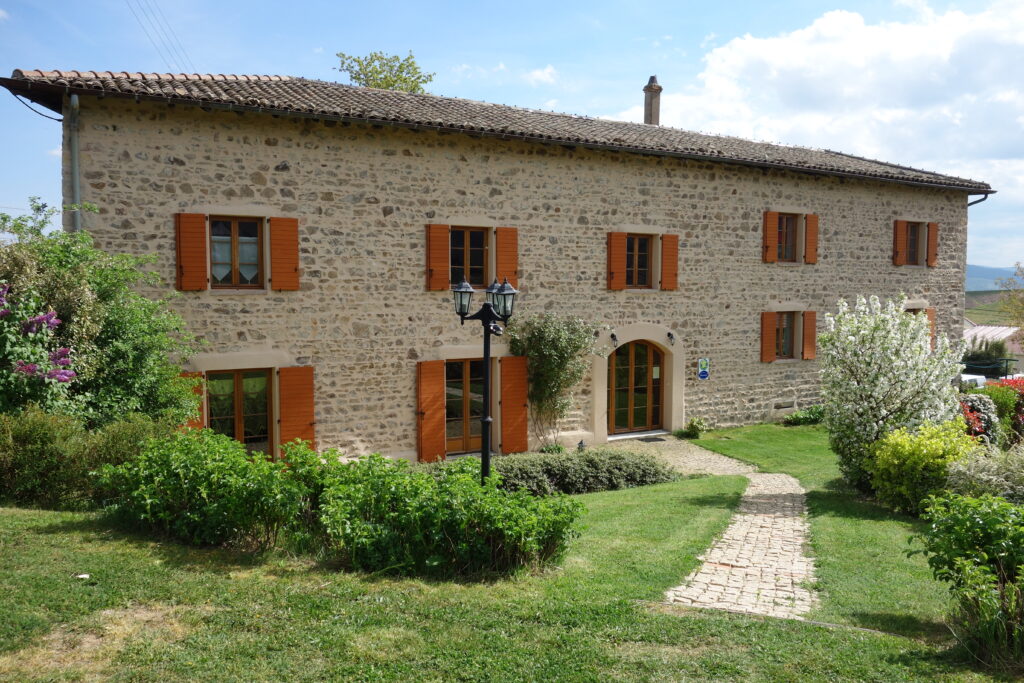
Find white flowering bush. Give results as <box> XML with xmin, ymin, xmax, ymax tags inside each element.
<box><xmin>819</xmin><ymin>295</ymin><xmax>964</xmax><ymax>492</ymax></box>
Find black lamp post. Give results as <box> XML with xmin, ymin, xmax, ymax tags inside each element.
<box><xmin>453</xmin><ymin>277</ymin><xmax>518</xmax><ymax>484</ymax></box>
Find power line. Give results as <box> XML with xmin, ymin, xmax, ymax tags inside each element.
<box><xmin>136</xmin><ymin>0</ymin><xmax>186</xmax><ymax>73</ymax></box>
<box><xmin>125</xmin><ymin>0</ymin><xmax>177</xmax><ymax>72</ymax></box>
<box><xmin>144</xmin><ymin>0</ymin><xmax>198</xmax><ymax>73</ymax></box>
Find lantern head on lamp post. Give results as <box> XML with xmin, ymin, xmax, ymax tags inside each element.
<box><xmin>452</xmin><ymin>277</ymin><xmax>519</xmax><ymax>484</ymax></box>
<box><xmin>453</xmin><ymin>279</ymin><xmax>475</xmax><ymax>320</ymax></box>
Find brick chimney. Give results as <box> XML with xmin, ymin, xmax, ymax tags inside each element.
<box><xmin>643</xmin><ymin>75</ymin><xmax>662</xmax><ymax>125</ymax></box>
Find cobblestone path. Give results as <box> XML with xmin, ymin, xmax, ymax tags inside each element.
<box><xmin>613</xmin><ymin>436</ymin><xmax>818</xmax><ymax>620</ymax></box>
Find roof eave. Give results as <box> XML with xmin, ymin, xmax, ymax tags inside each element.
<box><xmin>0</xmin><ymin>79</ymin><xmax>995</xmax><ymax>194</ymax></box>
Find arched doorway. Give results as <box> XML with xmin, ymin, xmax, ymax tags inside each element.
<box><xmin>608</xmin><ymin>340</ymin><xmax>664</xmax><ymax>434</ymax></box>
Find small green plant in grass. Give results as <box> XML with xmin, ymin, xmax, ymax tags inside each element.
<box><xmin>538</xmin><ymin>442</ymin><xmax>566</xmax><ymax>454</ymax></box>
<box><xmin>674</xmin><ymin>417</ymin><xmax>708</xmax><ymax>439</ymax></box>
<box><xmin>782</xmin><ymin>405</ymin><xmax>825</xmax><ymax>426</ymax></box>
<box><xmin>868</xmin><ymin>418</ymin><xmax>980</xmax><ymax>515</ymax></box>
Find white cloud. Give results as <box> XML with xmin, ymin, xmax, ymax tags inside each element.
<box><xmin>524</xmin><ymin>65</ymin><xmax>558</xmax><ymax>86</ymax></box>
<box><xmin>700</xmin><ymin>32</ymin><xmax>717</xmax><ymax>48</ymax></box>
<box><xmin>0</xmin><ymin>9</ymin><xmax>9</xmax><ymax>20</ymax></box>
<box><xmin>612</xmin><ymin>1</ymin><xmax>1024</xmax><ymax>265</ymax></box>
<box><xmin>312</xmin><ymin>47</ymin><xmax>324</xmax><ymax>54</ymax></box>
<box><xmin>543</xmin><ymin>99</ymin><xmax>559</xmax><ymax>109</ymax></box>
<box><xmin>47</xmin><ymin>147</ymin><xmax>61</xmax><ymax>157</ymax></box>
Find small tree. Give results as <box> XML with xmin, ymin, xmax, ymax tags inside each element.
<box><xmin>335</xmin><ymin>50</ymin><xmax>435</xmax><ymax>93</ymax></box>
<box><xmin>506</xmin><ymin>314</ymin><xmax>594</xmax><ymax>446</ymax></box>
<box><xmin>819</xmin><ymin>295</ymin><xmax>964</xmax><ymax>492</ymax></box>
<box><xmin>1000</xmin><ymin>262</ymin><xmax>1024</xmax><ymax>347</ymax></box>
<box><xmin>0</xmin><ymin>200</ymin><xmax>199</xmax><ymax>426</ymax></box>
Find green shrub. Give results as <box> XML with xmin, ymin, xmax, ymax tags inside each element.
<box><xmin>674</xmin><ymin>417</ymin><xmax>709</xmax><ymax>439</ymax></box>
<box><xmin>492</xmin><ymin>448</ymin><xmax>676</xmax><ymax>496</ymax></box>
<box><xmin>278</xmin><ymin>440</ymin><xmax>349</xmax><ymax>552</ymax></box>
<box><xmin>0</xmin><ymin>408</ymin><xmax>175</xmax><ymax>510</ymax></box>
<box><xmin>538</xmin><ymin>442</ymin><xmax>567</xmax><ymax>455</ymax></box>
<box><xmin>971</xmin><ymin>384</ymin><xmax>1021</xmax><ymax>424</ymax></box>
<box><xmin>914</xmin><ymin>494</ymin><xmax>1024</xmax><ymax>587</ymax></box>
<box><xmin>947</xmin><ymin>447</ymin><xmax>1024</xmax><ymax>504</ymax></box>
<box><xmin>914</xmin><ymin>494</ymin><xmax>1024</xmax><ymax>668</ymax></box>
<box><xmin>0</xmin><ymin>407</ymin><xmax>89</xmax><ymax>509</ymax></box>
<box><xmin>947</xmin><ymin>560</ymin><xmax>1024</xmax><ymax>671</ymax></box>
<box><xmin>506</xmin><ymin>313</ymin><xmax>595</xmax><ymax>444</ymax></box>
<box><xmin>868</xmin><ymin>419</ymin><xmax>981</xmax><ymax>514</ymax></box>
<box><xmin>0</xmin><ymin>200</ymin><xmax>200</xmax><ymax>427</ymax></box>
<box><xmin>97</xmin><ymin>429</ymin><xmax>301</xmax><ymax>549</ymax></box>
<box><xmin>319</xmin><ymin>455</ymin><xmax>582</xmax><ymax>575</ymax></box>
<box><xmin>960</xmin><ymin>393</ymin><xmax>1001</xmax><ymax>444</ymax></box>
<box><xmin>782</xmin><ymin>405</ymin><xmax>825</xmax><ymax>426</ymax></box>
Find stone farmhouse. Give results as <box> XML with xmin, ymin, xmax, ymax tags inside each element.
<box><xmin>0</xmin><ymin>69</ymin><xmax>993</xmax><ymax>460</ymax></box>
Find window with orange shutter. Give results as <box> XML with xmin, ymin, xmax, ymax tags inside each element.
<box><xmin>210</xmin><ymin>216</ymin><xmax>264</xmax><ymax>288</ymax></box>
<box><xmin>205</xmin><ymin>369</ymin><xmax>272</xmax><ymax>454</ymax></box>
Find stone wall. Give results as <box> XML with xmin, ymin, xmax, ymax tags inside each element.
<box><xmin>64</xmin><ymin>97</ymin><xmax>969</xmax><ymax>457</ymax></box>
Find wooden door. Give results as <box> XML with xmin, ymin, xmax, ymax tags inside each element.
<box><xmin>608</xmin><ymin>341</ymin><xmax>664</xmax><ymax>434</ymax></box>
<box><xmin>445</xmin><ymin>359</ymin><xmax>485</xmax><ymax>454</ymax></box>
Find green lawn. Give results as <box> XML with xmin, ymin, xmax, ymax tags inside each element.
<box><xmin>0</xmin><ymin>445</ymin><xmax>998</xmax><ymax>680</ymax></box>
<box><xmin>695</xmin><ymin>424</ymin><xmax>951</xmax><ymax>640</ymax></box>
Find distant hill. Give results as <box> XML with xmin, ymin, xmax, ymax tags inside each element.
<box><xmin>966</xmin><ymin>264</ymin><xmax>1017</xmax><ymax>292</ymax></box>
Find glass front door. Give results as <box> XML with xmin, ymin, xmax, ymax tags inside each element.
<box><xmin>608</xmin><ymin>341</ymin><xmax>664</xmax><ymax>434</ymax></box>
<box><xmin>445</xmin><ymin>359</ymin><xmax>485</xmax><ymax>454</ymax></box>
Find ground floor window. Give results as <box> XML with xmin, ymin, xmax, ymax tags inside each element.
<box><xmin>445</xmin><ymin>359</ymin><xmax>485</xmax><ymax>454</ymax></box>
<box><xmin>206</xmin><ymin>369</ymin><xmax>272</xmax><ymax>454</ymax></box>
<box><xmin>608</xmin><ymin>340</ymin><xmax>664</xmax><ymax>434</ymax></box>
<box><xmin>775</xmin><ymin>312</ymin><xmax>796</xmax><ymax>359</ymax></box>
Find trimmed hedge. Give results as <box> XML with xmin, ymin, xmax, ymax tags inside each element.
<box><xmin>97</xmin><ymin>429</ymin><xmax>301</xmax><ymax>549</ymax></box>
<box><xmin>488</xmin><ymin>447</ymin><xmax>677</xmax><ymax>496</ymax></box>
<box><xmin>320</xmin><ymin>455</ymin><xmax>582</xmax><ymax>574</ymax></box>
<box><xmin>0</xmin><ymin>406</ymin><xmax>174</xmax><ymax>510</ymax></box>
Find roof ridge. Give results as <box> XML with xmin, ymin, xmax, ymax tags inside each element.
<box><xmin>12</xmin><ymin>69</ymin><xmax>292</xmax><ymax>83</ymax></box>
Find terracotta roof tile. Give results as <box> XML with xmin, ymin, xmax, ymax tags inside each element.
<box><xmin>1</xmin><ymin>69</ymin><xmax>992</xmax><ymax>193</ymax></box>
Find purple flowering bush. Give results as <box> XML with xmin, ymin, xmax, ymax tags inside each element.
<box><xmin>0</xmin><ymin>282</ymin><xmax>79</xmax><ymax>414</ymax></box>
<box><xmin>0</xmin><ymin>200</ymin><xmax>199</xmax><ymax>426</ymax></box>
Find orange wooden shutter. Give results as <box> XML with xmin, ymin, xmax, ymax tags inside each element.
<box><xmin>893</xmin><ymin>220</ymin><xmax>908</xmax><ymax>266</ymax></box>
<box><xmin>180</xmin><ymin>371</ymin><xmax>206</xmax><ymax>429</ymax></box>
<box><xmin>417</xmin><ymin>360</ymin><xmax>446</xmax><ymax>462</ymax></box>
<box><xmin>760</xmin><ymin>312</ymin><xmax>776</xmax><ymax>363</ymax></box>
<box><xmin>607</xmin><ymin>232</ymin><xmax>627</xmax><ymax>290</ymax></box>
<box><xmin>926</xmin><ymin>222</ymin><xmax>939</xmax><ymax>267</ymax></box>
<box><xmin>426</xmin><ymin>224</ymin><xmax>450</xmax><ymax>291</ymax></box>
<box><xmin>802</xmin><ymin>311</ymin><xmax>817</xmax><ymax>360</ymax></box>
<box><xmin>175</xmin><ymin>213</ymin><xmax>208</xmax><ymax>291</ymax></box>
<box><xmin>660</xmin><ymin>234</ymin><xmax>679</xmax><ymax>290</ymax></box>
<box><xmin>500</xmin><ymin>356</ymin><xmax>529</xmax><ymax>454</ymax></box>
<box><xmin>269</xmin><ymin>217</ymin><xmax>300</xmax><ymax>290</ymax></box>
<box><xmin>762</xmin><ymin>211</ymin><xmax>779</xmax><ymax>263</ymax></box>
<box><xmin>278</xmin><ymin>366</ymin><xmax>316</xmax><ymax>448</ymax></box>
<box><xmin>495</xmin><ymin>227</ymin><xmax>519</xmax><ymax>287</ymax></box>
<box><xmin>804</xmin><ymin>214</ymin><xmax>819</xmax><ymax>264</ymax></box>
<box><xmin>926</xmin><ymin>308</ymin><xmax>937</xmax><ymax>347</ymax></box>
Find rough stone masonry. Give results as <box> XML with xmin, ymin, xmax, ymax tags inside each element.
<box><xmin>63</xmin><ymin>97</ymin><xmax>968</xmax><ymax>458</ymax></box>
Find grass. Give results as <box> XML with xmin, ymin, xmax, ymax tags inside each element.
<box><xmin>0</xmin><ymin>448</ymin><xmax>1001</xmax><ymax>680</ymax></box>
<box><xmin>695</xmin><ymin>424</ymin><xmax>952</xmax><ymax>640</ymax></box>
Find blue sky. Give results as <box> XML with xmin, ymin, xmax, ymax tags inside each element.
<box><xmin>0</xmin><ymin>0</ymin><xmax>1019</xmax><ymax>266</ymax></box>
